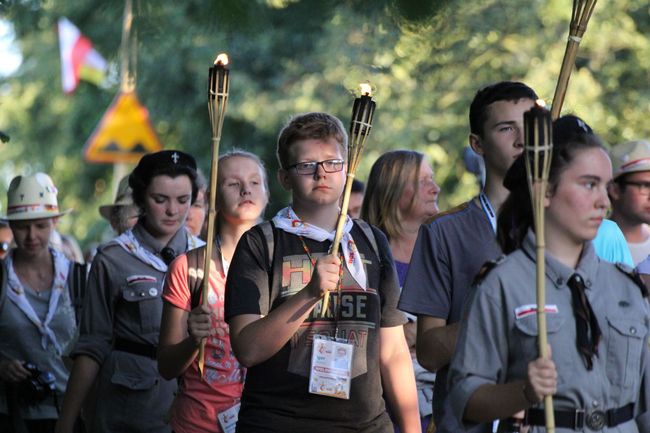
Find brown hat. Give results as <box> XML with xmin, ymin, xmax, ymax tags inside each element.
<box><xmin>2</xmin><ymin>173</ymin><xmax>71</xmax><ymax>221</ymax></box>
<box><xmin>611</xmin><ymin>140</ymin><xmax>650</xmax><ymax>179</ymax></box>
<box><xmin>99</xmin><ymin>175</ymin><xmax>134</xmax><ymax>221</ymax></box>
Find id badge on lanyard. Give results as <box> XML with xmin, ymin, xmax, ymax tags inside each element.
<box><xmin>309</xmin><ymin>334</ymin><xmax>354</xmax><ymax>400</ymax></box>
<box><xmin>217</xmin><ymin>402</ymin><xmax>241</xmax><ymax>433</ymax></box>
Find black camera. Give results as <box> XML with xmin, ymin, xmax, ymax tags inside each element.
<box><xmin>13</xmin><ymin>362</ymin><xmax>57</xmax><ymax>405</ymax></box>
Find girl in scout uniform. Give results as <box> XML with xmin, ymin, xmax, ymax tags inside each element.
<box><xmin>158</xmin><ymin>150</ymin><xmax>269</xmax><ymax>433</ymax></box>
<box><xmin>0</xmin><ymin>173</ymin><xmax>78</xmax><ymax>433</ymax></box>
<box><xmin>56</xmin><ymin>150</ymin><xmax>204</xmax><ymax>433</ymax></box>
<box><xmin>448</xmin><ymin>115</ymin><xmax>650</xmax><ymax>432</ymax></box>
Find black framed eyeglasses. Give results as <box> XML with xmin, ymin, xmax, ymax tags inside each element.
<box><xmin>620</xmin><ymin>180</ymin><xmax>650</xmax><ymax>196</ymax></box>
<box><xmin>286</xmin><ymin>159</ymin><xmax>345</xmax><ymax>175</ymax></box>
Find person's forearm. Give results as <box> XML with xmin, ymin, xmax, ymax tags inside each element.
<box><xmin>464</xmin><ymin>381</ymin><xmax>530</xmax><ymax>423</ymax></box>
<box><xmin>381</xmin><ymin>327</ymin><xmax>422</xmax><ymax>433</ymax></box>
<box><xmin>157</xmin><ymin>337</ymin><xmax>199</xmax><ymax>380</ymax></box>
<box><xmin>231</xmin><ymin>286</ymin><xmax>321</xmax><ymax>367</ymax></box>
<box><xmin>56</xmin><ymin>355</ymin><xmax>101</xmax><ymax>433</ymax></box>
<box><xmin>416</xmin><ymin>321</ymin><xmax>459</xmax><ymax>372</ymax></box>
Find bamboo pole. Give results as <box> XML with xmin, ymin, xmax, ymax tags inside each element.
<box><xmin>524</xmin><ymin>102</ymin><xmax>554</xmax><ymax>432</ymax></box>
<box><xmin>321</xmin><ymin>84</ymin><xmax>376</xmax><ymax>317</ymax></box>
<box><xmin>198</xmin><ymin>54</ymin><xmax>229</xmax><ymax>376</ymax></box>
<box><xmin>550</xmin><ymin>0</ymin><xmax>598</xmax><ymax>119</ymax></box>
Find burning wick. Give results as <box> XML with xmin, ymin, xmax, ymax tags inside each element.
<box><xmin>214</xmin><ymin>53</ymin><xmax>229</xmax><ymax>66</ymax></box>
<box><xmin>359</xmin><ymin>83</ymin><xmax>372</xmax><ymax>97</ymax></box>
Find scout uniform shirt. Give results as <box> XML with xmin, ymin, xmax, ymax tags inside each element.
<box><xmin>449</xmin><ymin>232</ymin><xmax>650</xmax><ymax>432</ymax></box>
<box><xmin>73</xmin><ymin>223</ymin><xmax>199</xmax><ymax>433</ymax></box>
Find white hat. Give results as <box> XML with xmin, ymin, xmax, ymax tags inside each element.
<box><xmin>611</xmin><ymin>140</ymin><xmax>650</xmax><ymax>179</ymax></box>
<box><xmin>2</xmin><ymin>173</ymin><xmax>71</xmax><ymax>221</ymax></box>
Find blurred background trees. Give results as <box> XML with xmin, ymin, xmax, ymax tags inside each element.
<box><xmin>1</xmin><ymin>0</ymin><xmax>650</xmax><ymax>248</ymax></box>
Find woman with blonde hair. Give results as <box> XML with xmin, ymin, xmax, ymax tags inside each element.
<box><xmin>362</xmin><ymin>149</ymin><xmax>440</xmax><ymax>432</ymax></box>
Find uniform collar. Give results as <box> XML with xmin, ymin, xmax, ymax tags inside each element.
<box><xmin>522</xmin><ymin>230</ymin><xmax>599</xmax><ymax>290</ymax></box>
<box><xmin>132</xmin><ymin>221</ymin><xmax>188</xmax><ymax>256</ymax></box>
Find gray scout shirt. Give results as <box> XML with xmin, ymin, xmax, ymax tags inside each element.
<box><xmin>72</xmin><ymin>223</ymin><xmax>191</xmax><ymax>433</ymax></box>
<box><xmin>398</xmin><ymin>198</ymin><xmax>500</xmax><ymax>433</ymax></box>
<box><xmin>449</xmin><ymin>232</ymin><xmax>650</xmax><ymax>432</ymax></box>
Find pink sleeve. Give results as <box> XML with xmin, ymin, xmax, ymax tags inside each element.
<box><xmin>162</xmin><ymin>254</ymin><xmax>192</xmax><ymax>312</ymax></box>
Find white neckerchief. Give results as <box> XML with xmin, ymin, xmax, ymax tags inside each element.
<box><xmin>479</xmin><ymin>191</ymin><xmax>497</xmax><ymax>234</ymax></box>
<box><xmin>272</xmin><ymin>206</ymin><xmax>367</xmax><ymax>290</ymax></box>
<box><xmin>114</xmin><ymin>228</ymin><xmax>205</xmax><ymax>272</ymax></box>
<box><xmin>5</xmin><ymin>248</ymin><xmax>70</xmax><ymax>355</ymax></box>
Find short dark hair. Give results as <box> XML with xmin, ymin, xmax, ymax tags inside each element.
<box><xmin>469</xmin><ymin>81</ymin><xmax>538</xmax><ymax>136</ymax></box>
<box><xmin>129</xmin><ymin>150</ymin><xmax>200</xmax><ymax>209</ymax></box>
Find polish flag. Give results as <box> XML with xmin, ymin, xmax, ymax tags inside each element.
<box><xmin>57</xmin><ymin>17</ymin><xmax>108</xmax><ymax>94</ymax></box>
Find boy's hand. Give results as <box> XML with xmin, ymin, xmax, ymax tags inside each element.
<box><xmin>187</xmin><ymin>305</ymin><xmax>212</xmax><ymax>347</ymax></box>
<box><xmin>306</xmin><ymin>254</ymin><xmax>341</xmax><ymax>298</ymax></box>
<box><xmin>0</xmin><ymin>359</ymin><xmax>30</xmax><ymax>383</ymax></box>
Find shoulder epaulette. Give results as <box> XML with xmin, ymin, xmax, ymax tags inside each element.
<box><xmin>473</xmin><ymin>255</ymin><xmax>506</xmax><ymax>286</ymax></box>
<box><xmin>425</xmin><ymin>201</ymin><xmax>470</xmax><ymax>225</ymax></box>
<box><xmin>615</xmin><ymin>262</ymin><xmax>649</xmax><ymax>298</ymax></box>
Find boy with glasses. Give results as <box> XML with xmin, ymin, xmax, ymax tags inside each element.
<box><xmin>608</xmin><ymin>140</ymin><xmax>650</xmax><ymax>264</ymax></box>
<box><xmin>225</xmin><ymin>112</ymin><xmax>420</xmax><ymax>433</ymax></box>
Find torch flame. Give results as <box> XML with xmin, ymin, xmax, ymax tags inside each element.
<box><xmin>535</xmin><ymin>98</ymin><xmax>547</xmax><ymax>108</ymax></box>
<box><xmin>359</xmin><ymin>83</ymin><xmax>372</xmax><ymax>97</ymax></box>
<box><xmin>214</xmin><ymin>53</ymin><xmax>229</xmax><ymax>66</ymax></box>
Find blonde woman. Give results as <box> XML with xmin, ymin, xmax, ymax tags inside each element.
<box><xmin>362</xmin><ymin>150</ymin><xmax>440</xmax><ymax>432</ymax></box>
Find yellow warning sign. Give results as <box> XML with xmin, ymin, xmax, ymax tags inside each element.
<box><xmin>84</xmin><ymin>91</ymin><xmax>162</xmax><ymax>164</ymax></box>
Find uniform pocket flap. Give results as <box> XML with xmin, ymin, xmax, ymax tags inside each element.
<box><xmin>515</xmin><ymin>314</ymin><xmax>565</xmax><ymax>336</ymax></box>
<box><xmin>607</xmin><ymin>317</ymin><xmax>645</xmax><ymax>339</ymax></box>
<box><xmin>122</xmin><ymin>282</ymin><xmax>160</xmax><ymax>302</ymax></box>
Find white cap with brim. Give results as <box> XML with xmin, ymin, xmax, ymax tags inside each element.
<box><xmin>99</xmin><ymin>175</ymin><xmax>135</xmax><ymax>221</ymax></box>
<box><xmin>612</xmin><ymin>140</ymin><xmax>650</xmax><ymax>179</ymax></box>
<box><xmin>1</xmin><ymin>173</ymin><xmax>72</xmax><ymax>221</ymax></box>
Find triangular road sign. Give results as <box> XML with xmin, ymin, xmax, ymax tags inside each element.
<box><xmin>84</xmin><ymin>90</ymin><xmax>162</xmax><ymax>163</ymax></box>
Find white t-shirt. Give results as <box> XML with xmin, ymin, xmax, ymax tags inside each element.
<box><xmin>628</xmin><ymin>235</ymin><xmax>650</xmax><ymax>265</ymax></box>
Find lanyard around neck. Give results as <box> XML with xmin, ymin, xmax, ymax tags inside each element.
<box><xmin>479</xmin><ymin>191</ymin><xmax>497</xmax><ymax>234</ymax></box>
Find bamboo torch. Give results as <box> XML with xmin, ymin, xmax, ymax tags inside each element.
<box><xmin>198</xmin><ymin>53</ymin><xmax>230</xmax><ymax>376</ymax></box>
<box><xmin>550</xmin><ymin>0</ymin><xmax>598</xmax><ymax>119</ymax></box>
<box><xmin>523</xmin><ymin>100</ymin><xmax>554</xmax><ymax>432</ymax></box>
<box><xmin>321</xmin><ymin>83</ymin><xmax>376</xmax><ymax>317</ymax></box>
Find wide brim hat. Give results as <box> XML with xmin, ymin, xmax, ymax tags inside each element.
<box><xmin>99</xmin><ymin>175</ymin><xmax>135</xmax><ymax>221</ymax></box>
<box><xmin>2</xmin><ymin>173</ymin><xmax>71</xmax><ymax>221</ymax></box>
<box><xmin>611</xmin><ymin>140</ymin><xmax>650</xmax><ymax>179</ymax></box>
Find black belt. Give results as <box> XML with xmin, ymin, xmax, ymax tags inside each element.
<box><xmin>113</xmin><ymin>338</ymin><xmax>158</xmax><ymax>359</ymax></box>
<box><xmin>524</xmin><ymin>403</ymin><xmax>634</xmax><ymax>430</ymax></box>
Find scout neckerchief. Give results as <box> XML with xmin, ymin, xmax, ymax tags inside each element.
<box><xmin>479</xmin><ymin>191</ymin><xmax>497</xmax><ymax>234</ymax></box>
<box><xmin>272</xmin><ymin>206</ymin><xmax>367</xmax><ymax>290</ymax></box>
<box><xmin>5</xmin><ymin>248</ymin><xmax>69</xmax><ymax>355</ymax></box>
<box><xmin>114</xmin><ymin>228</ymin><xmax>205</xmax><ymax>272</ymax></box>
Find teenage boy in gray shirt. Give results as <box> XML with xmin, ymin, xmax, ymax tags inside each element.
<box><xmin>398</xmin><ymin>81</ymin><xmax>538</xmax><ymax>433</ymax></box>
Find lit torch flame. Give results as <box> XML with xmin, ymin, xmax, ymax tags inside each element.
<box><xmin>359</xmin><ymin>83</ymin><xmax>372</xmax><ymax>97</ymax></box>
<box><xmin>535</xmin><ymin>98</ymin><xmax>546</xmax><ymax>108</ymax></box>
<box><xmin>214</xmin><ymin>53</ymin><xmax>229</xmax><ymax>66</ymax></box>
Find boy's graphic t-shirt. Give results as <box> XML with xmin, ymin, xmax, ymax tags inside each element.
<box><xmin>225</xmin><ymin>222</ymin><xmax>405</xmax><ymax>433</ymax></box>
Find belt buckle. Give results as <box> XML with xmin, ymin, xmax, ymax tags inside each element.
<box><xmin>586</xmin><ymin>410</ymin><xmax>606</xmax><ymax>430</ymax></box>
<box><xmin>574</xmin><ymin>409</ymin><xmax>585</xmax><ymax>429</ymax></box>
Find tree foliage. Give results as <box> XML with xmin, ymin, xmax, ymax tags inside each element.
<box><xmin>1</xmin><ymin>0</ymin><xmax>650</xmax><ymax>247</ymax></box>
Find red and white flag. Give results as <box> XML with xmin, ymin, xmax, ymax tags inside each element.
<box><xmin>57</xmin><ymin>17</ymin><xmax>108</xmax><ymax>94</ymax></box>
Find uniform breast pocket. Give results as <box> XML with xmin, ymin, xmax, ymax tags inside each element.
<box><xmin>121</xmin><ymin>279</ymin><xmax>163</xmax><ymax>334</ymax></box>
<box><xmin>606</xmin><ymin>316</ymin><xmax>646</xmax><ymax>389</ymax></box>
<box><xmin>513</xmin><ymin>314</ymin><xmax>566</xmax><ymax>379</ymax></box>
